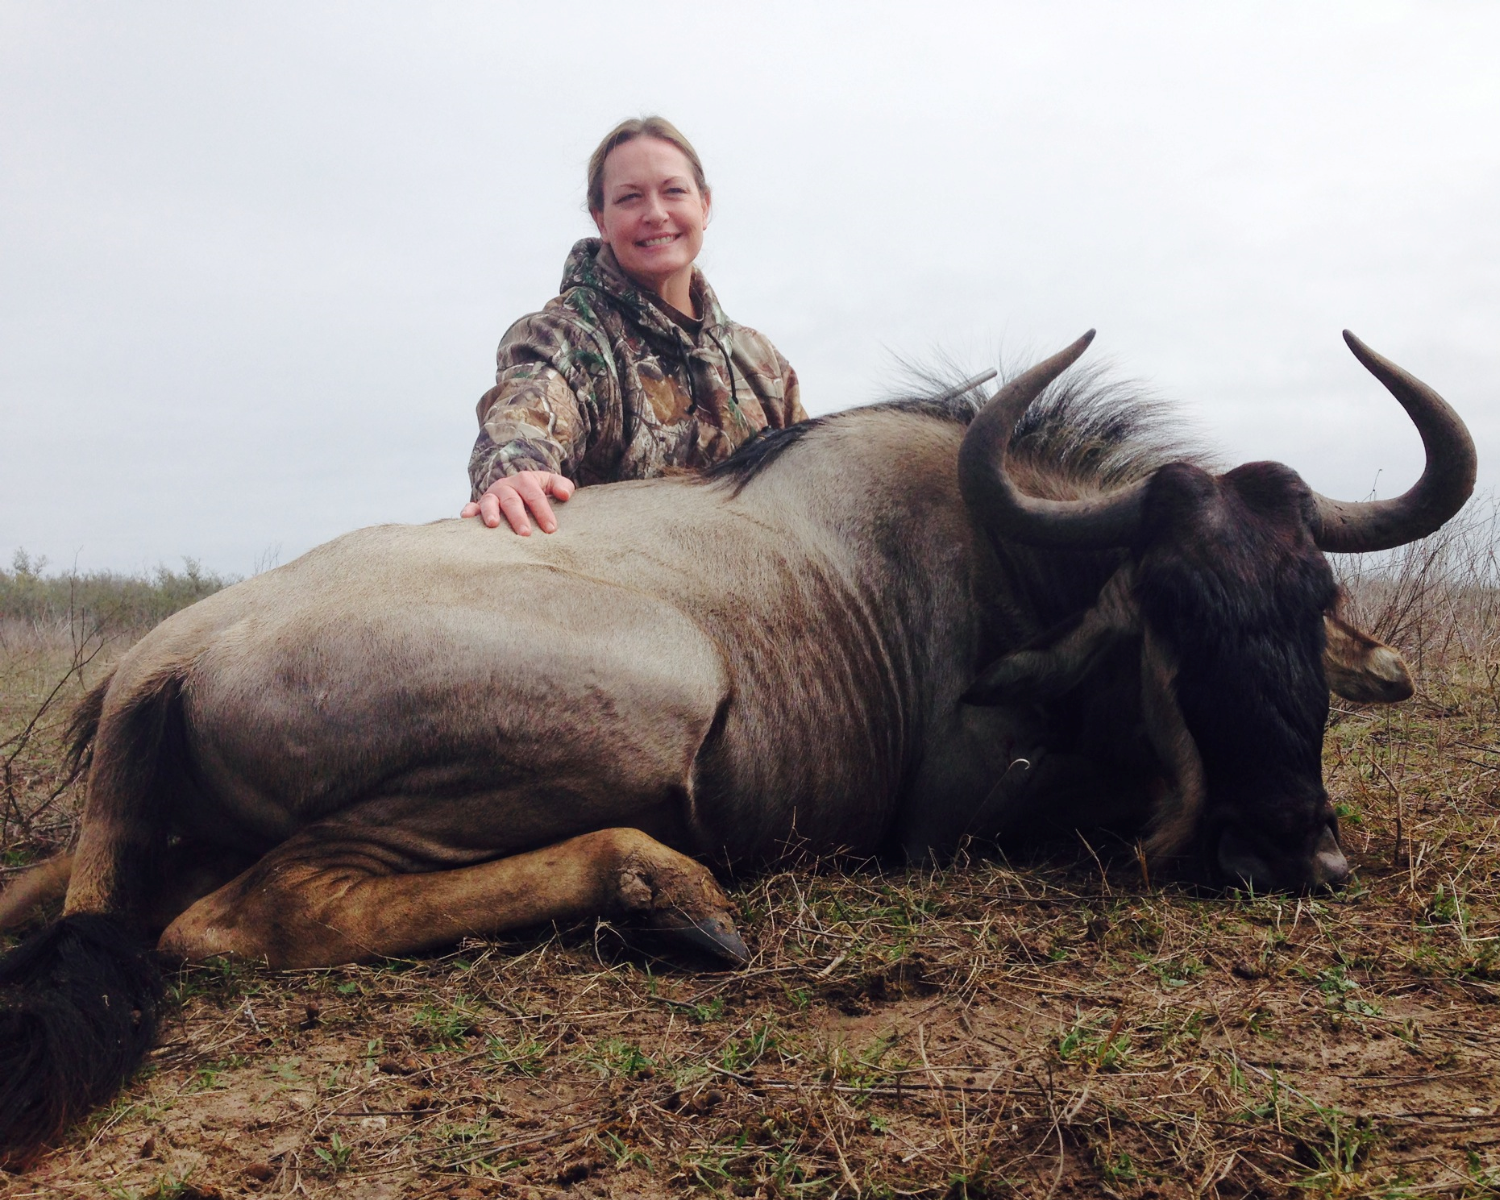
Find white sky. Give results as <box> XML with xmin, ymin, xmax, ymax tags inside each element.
<box><xmin>2</xmin><ymin>1</ymin><xmax>1496</xmax><ymax>576</ymax></box>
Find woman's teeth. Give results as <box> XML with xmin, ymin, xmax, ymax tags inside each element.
<box><xmin>640</xmin><ymin>235</ymin><xmax>677</xmax><ymax>246</ymax></box>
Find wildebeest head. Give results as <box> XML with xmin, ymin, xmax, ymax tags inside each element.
<box><xmin>959</xmin><ymin>331</ymin><xmax>1476</xmax><ymax>891</ymax></box>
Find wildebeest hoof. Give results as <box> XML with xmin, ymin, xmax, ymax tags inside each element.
<box><xmin>650</xmin><ymin>910</ymin><xmax>750</xmax><ymax>964</ymax></box>
<box><xmin>611</xmin><ymin>837</ymin><xmax>749</xmax><ymax>965</ymax></box>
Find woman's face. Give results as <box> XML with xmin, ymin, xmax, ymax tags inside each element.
<box><xmin>592</xmin><ymin>137</ymin><xmax>710</xmax><ymax>301</ymax></box>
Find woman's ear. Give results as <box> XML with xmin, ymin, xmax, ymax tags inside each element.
<box><xmin>701</xmin><ymin>189</ymin><xmax>712</xmax><ymax>228</ymax></box>
<box><xmin>590</xmin><ymin>209</ymin><xmax>606</xmax><ymax>239</ymax></box>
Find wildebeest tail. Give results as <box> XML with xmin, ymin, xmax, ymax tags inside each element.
<box><xmin>0</xmin><ymin>914</ymin><xmax>160</xmax><ymax>1166</ymax></box>
<box><xmin>0</xmin><ymin>665</ymin><xmax>182</xmax><ymax>1165</ymax></box>
<box><xmin>61</xmin><ymin>668</ymin><xmax>114</xmax><ymax>787</ymax></box>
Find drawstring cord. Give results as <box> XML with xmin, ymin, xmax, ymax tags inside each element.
<box><xmin>674</xmin><ymin>329</ymin><xmax>740</xmax><ymax>430</ymax></box>
<box><xmin>708</xmin><ymin>331</ymin><xmax>740</xmax><ymax>416</ymax></box>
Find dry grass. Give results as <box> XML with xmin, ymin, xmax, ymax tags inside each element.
<box><xmin>3</xmin><ymin>511</ymin><xmax>1500</xmax><ymax>1199</ymax></box>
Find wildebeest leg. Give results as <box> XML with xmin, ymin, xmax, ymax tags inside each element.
<box><xmin>143</xmin><ymin>842</ymin><xmax>261</xmax><ymax>936</ymax></box>
<box><xmin>0</xmin><ymin>842</ymin><xmax>253</xmax><ymax>935</ymax></box>
<box><xmin>970</xmin><ymin>750</ymin><xmax>1150</xmax><ymax>845</ymax></box>
<box><xmin>0</xmin><ymin>854</ymin><xmax>73</xmax><ymax>931</ymax></box>
<box><xmin>965</xmin><ymin>567</ymin><xmax>1140</xmax><ymax>705</ymax></box>
<box><xmin>157</xmin><ymin>827</ymin><xmax>746</xmax><ymax>970</ymax></box>
<box><xmin>0</xmin><ymin>846</ymin><xmax>263</xmax><ymax>935</ymax></box>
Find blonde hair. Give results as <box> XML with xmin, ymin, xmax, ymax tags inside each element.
<box><xmin>587</xmin><ymin>116</ymin><xmax>709</xmax><ymax>214</ymax></box>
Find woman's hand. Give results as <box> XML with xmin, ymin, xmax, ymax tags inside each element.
<box><xmin>461</xmin><ymin>471</ymin><xmax>576</xmax><ymax>535</ymax></box>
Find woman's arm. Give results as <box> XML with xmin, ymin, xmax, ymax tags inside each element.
<box><xmin>726</xmin><ymin>325</ymin><xmax>808</xmax><ymax>429</ymax></box>
<box><xmin>463</xmin><ymin>311</ymin><xmax>614</xmax><ymax>533</ymax></box>
<box><xmin>776</xmin><ymin>357</ymin><xmax>808</xmax><ymax>426</ymax></box>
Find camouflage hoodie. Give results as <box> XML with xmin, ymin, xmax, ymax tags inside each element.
<box><xmin>468</xmin><ymin>238</ymin><xmax>805</xmax><ymax>497</ymax></box>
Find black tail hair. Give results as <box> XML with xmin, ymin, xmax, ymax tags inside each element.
<box><xmin>62</xmin><ymin>670</ymin><xmax>113</xmax><ymax>789</ymax></box>
<box><xmin>0</xmin><ymin>915</ymin><xmax>163</xmax><ymax>1166</ymax></box>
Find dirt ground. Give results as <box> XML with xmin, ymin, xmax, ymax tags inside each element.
<box><xmin>3</xmin><ymin>604</ymin><xmax>1499</xmax><ymax>1198</ymax></box>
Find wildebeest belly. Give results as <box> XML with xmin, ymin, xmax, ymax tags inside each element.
<box><xmin>172</xmin><ymin>567</ymin><xmax>730</xmax><ymax>867</ymax></box>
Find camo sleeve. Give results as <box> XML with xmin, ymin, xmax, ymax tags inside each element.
<box><xmin>467</xmin><ymin>310</ymin><xmax>616</xmax><ymax>499</ymax></box>
<box><xmin>778</xmin><ymin>356</ymin><xmax>807</xmax><ymax>427</ymax></box>
<box><xmin>729</xmin><ymin>325</ymin><xmax>808</xmax><ymax>429</ymax></box>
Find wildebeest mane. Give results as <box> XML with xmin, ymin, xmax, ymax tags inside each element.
<box><xmin>700</xmin><ymin>420</ymin><xmax>820</xmax><ymax>494</ymax></box>
<box><xmin>1007</xmin><ymin>362</ymin><xmax>1211</xmax><ymax>491</ymax></box>
<box><xmin>704</xmin><ymin>359</ymin><xmax>1210</xmax><ymax>498</ymax></box>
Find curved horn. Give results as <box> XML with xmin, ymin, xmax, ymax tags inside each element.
<box><xmin>1312</xmin><ymin>331</ymin><xmax>1477</xmax><ymax>553</ymax></box>
<box><xmin>958</xmin><ymin>330</ymin><xmax>1150</xmax><ymax>549</ymax></box>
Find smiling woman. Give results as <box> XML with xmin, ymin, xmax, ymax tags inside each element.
<box><xmin>462</xmin><ymin>116</ymin><xmax>806</xmax><ymax>535</ymax></box>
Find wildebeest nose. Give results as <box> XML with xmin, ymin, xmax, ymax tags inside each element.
<box><xmin>1308</xmin><ymin>827</ymin><xmax>1350</xmax><ymax>890</ymax></box>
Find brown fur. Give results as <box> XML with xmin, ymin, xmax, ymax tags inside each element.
<box><xmin>0</xmin><ymin>856</ymin><xmax>73</xmax><ymax>932</ymax></box>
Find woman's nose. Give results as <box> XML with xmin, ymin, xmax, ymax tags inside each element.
<box><xmin>642</xmin><ymin>193</ymin><xmax>667</xmax><ymax>223</ymax></box>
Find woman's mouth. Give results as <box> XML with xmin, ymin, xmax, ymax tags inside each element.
<box><xmin>638</xmin><ymin>234</ymin><xmax>679</xmax><ymax>248</ymax></box>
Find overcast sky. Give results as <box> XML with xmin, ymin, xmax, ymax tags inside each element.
<box><xmin>2</xmin><ymin>2</ymin><xmax>1496</xmax><ymax>576</ymax></box>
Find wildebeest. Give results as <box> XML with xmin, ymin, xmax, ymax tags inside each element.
<box><xmin>0</xmin><ymin>330</ymin><xmax>1476</xmax><ymax>1162</ymax></box>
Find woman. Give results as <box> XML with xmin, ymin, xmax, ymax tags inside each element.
<box><xmin>461</xmin><ymin>116</ymin><xmax>806</xmax><ymax>534</ymax></box>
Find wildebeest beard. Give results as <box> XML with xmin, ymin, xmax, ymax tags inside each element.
<box><xmin>1133</xmin><ymin>460</ymin><xmax>1343</xmax><ymax>887</ymax></box>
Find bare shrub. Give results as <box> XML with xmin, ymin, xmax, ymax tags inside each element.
<box><xmin>0</xmin><ymin>549</ymin><xmax>232</xmax><ymax>649</ymax></box>
<box><xmin>0</xmin><ymin>554</ymin><xmax>233</xmax><ymax>859</ymax></box>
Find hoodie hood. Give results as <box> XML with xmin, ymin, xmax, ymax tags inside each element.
<box><xmin>560</xmin><ymin>238</ymin><xmax>730</xmax><ymax>345</ymax></box>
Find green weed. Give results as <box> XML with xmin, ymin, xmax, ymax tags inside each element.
<box><xmin>720</xmin><ymin>1018</ymin><xmax>778</xmax><ymax>1073</ymax></box>
<box><xmin>486</xmin><ymin>1033</ymin><xmax>548</xmax><ymax>1075</ymax></box>
<box><xmin>312</xmin><ymin>1129</ymin><xmax>353</xmax><ymax>1174</ymax></box>
<box><xmin>1297</xmin><ymin>1107</ymin><xmax>1380</xmax><ymax>1195</ymax></box>
<box><xmin>106</xmin><ymin>1173</ymin><xmax>202</xmax><ymax>1200</ymax></box>
<box><xmin>411</xmin><ymin>997</ymin><xmax>480</xmax><ymax>1046</ymax></box>
<box><xmin>1055</xmin><ymin>1009</ymin><xmax>1131</xmax><ymax>1070</ymax></box>
<box><xmin>597</xmin><ymin>1129</ymin><xmax>652</xmax><ymax>1170</ymax></box>
<box><xmin>1295</xmin><ymin>964</ymin><xmax>1383</xmax><ymax>1017</ymax></box>
<box><xmin>187</xmin><ymin>1054</ymin><xmax>247</xmax><ymax>1092</ymax></box>
<box><xmin>585</xmin><ymin>1036</ymin><xmax>654</xmax><ymax>1079</ymax></box>
<box><xmin>1100</xmin><ymin>1149</ymin><xmax>1139</xmax><ymax>1185</ymax></box>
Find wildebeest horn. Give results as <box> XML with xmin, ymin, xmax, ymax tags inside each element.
<box><xmin>959</xmin><ymin>330</ymin><xmax>1150</xmax><ymax>549</ymax></box>
<box><xmin>1310</xmin><ymin>331</ymin><xmax>1477</xmax><ymax>553</ymax></box>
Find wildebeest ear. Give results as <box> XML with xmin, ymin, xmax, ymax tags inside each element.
<box><xmin>966</xmin><ymin>567</ymin><xmax>1140</xmax><ymax>704</ymax></box>
<box><xmin>1324</xmin><ymin>614</ymin><xmax>1413</xmax><ymax>704</ymax></box>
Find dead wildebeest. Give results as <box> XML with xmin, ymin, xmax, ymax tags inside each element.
<box><xmin>0</xmin><ymin>330</ymin><xmax>1476</xmax><ymax>1163</ymax></box>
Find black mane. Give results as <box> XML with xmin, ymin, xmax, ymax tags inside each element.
<box><xmin>702</xmin><ymin>363</ymin><xmax>1206</xmax><ymax>498</ymax></box>
<box><xmin>700</xmin><ymin>420</ymin><xmax>822</xmax><ymax>494</ymax></box>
